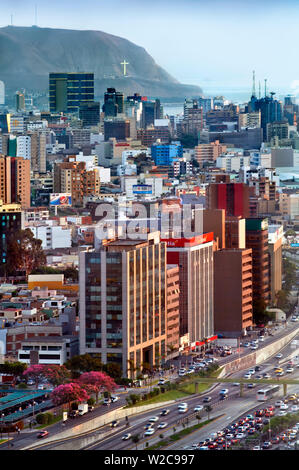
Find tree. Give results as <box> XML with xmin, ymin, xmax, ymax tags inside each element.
<box><xmin>6</xmin><ymin>229</ymin><xmax>46</xmax><ymax>276</ymax></box>
<box><xmin>23</xmin><ymin>365</ymin><xmax>70</xmax><ymax>387</ymax></box>
<box><xmin>65</xmin><ymin>354</ymin><xmax>103</xmax><ymax>375</ymax></box>
<box><xmin>50</xmin><ymin>382</ymin><xmax>90</xmax><ymax>409</ymax></box>
<box><xmin>78</xmin><ymin>371</ymin><xmax>117</xmax><ymax>403</ymax></box>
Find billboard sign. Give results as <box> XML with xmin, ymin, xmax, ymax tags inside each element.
<box><xmin>50</xmin><ymin>193</ymin><xmax>72</xmax><ymax>206</ymax></box>
<box><xmin>132</xmin><ymin>184</ymin><xmax>152</xmax><ymax>195</ymax></box>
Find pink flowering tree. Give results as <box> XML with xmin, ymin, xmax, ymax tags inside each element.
<box><xmin>50</xmin><ymin>382</ymin><xmax>90</xmax><ymax>409</ymax></box>
<box><xmin>78</xmin><ymin>371</ymin><xmax>117</xmax><ymax>403</ymax></box>
<box><xmin>23</xmin><ymin>364</ymin><xmax>70</xmax><ymax>387</ymax></box>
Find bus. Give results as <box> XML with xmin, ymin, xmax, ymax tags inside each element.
<box><xmin>256</xmin><ymin>385</ymin><xmax>280</xmax><ymax>401</ymax></box>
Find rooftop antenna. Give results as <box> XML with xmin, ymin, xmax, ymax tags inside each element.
<box><xmin>258</xmin><ymin>81</ymin><xmax>261</xmax><ymax>99</ymax></box>
<box><xmin>264</xmin><ymin>79</ymin><xmax>267</xmax><ymax>98</ymax></box>
<box><xmin>252</xmin><ymin>70</ymin><xmax>256</xmax><ymax>97</ymax></box>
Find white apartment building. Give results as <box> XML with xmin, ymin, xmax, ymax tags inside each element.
<box><xmin>29</xmin><ymin>225</ymin><xmax>72</xmax><ymax>250</ymax></box>
<box><xmin>17</xmin><ymin>135</ymin><xmax>31</xmax><ymax>159</ymax></box>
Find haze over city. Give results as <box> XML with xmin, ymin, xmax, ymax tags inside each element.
<box><xmin>2</xmin><ymin>0</ymin><xmax>299</xmax><ymax>98</ymax></box>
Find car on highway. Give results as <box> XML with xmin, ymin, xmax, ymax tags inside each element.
<box><xmin>103</xmin><ymin>398</ymin><xmax>111</xmax><ymax>405</ymax></box>
<box><xmin>110</xmin><ymin>420</ymin><xmax>119</xmax><ymax>428</ymax></box>
<box><xmin>275</xmin><ymin>353</ymin><xmax>283</xmax><ymax>359</ymax></box>
<box><xmin>178</xmin><ymin>369</ymin><xmax>186</xmax><ymax>376</ymax></box>
<box><xmin>178</xmin><ymin>402</ymin><xmax>188</xmax><ymax>408</ymax></box>
<box><xmin>144</xmin><ymin>423</ymin><xmax>154</xmax><ymax>430</ymax></box>
<box><xmin>275</xmin><ymin>400</ymin><xmax>284</xmax><ymax>408</ymax></box>
<box><xmin>144</xmin><ymin>428</ymin><xmax>155</xmax><ymax>436</ymax></box>
<box><xmin>244</xmin><ymin>373</ymin><xmax>252</xmax><ymax>379</ymax></box>
<box><xmin>203</xmin><ymin>396</ymin><xmax>212</xmax><ymax>403</ymax></box>
<box><xmin>157</xmin><ymin>422</ymin><xmax>168</xmax><ymax>429</ymax></box>
<box><xmin>243</xmin><ymin>342</ymin><xmax>251</xmax><ymax>347</ymax></box>
<box><xmin>252</xmin><ymin>445</ymin><xmax>261</xmax><ymax>450</ymax></box>
<box><xmin>219</xmin><ymin>388</ymin><xmax>229</xmax><ymax>395</ymax></box>
<box><xmin>247</xmin><ymin>383</ymin><xmax>256</xmax><ymax>389</ymax></box>
<box><xmin>250</xmin><ymin>345</ymin><xmax>258</xmax><ymax>350</ymax></box>
<box><xmin>194</xmin><ymin>405</ymin><xmax>203</xmax><ymax>412</ymax></box>
<box><xmin>262</xmin><ymin>441</ymin><xmax>272</xmax><ymax>449</ymax></box>
<box><xmin>291</xmin><ymin>405</ymin><xmax>299</xmax><ymax>412</ymax></box>
<box><xmin>187</xmin><ymin>369</ymin><xmax>195</xmax><ymax>374</ymax></box>
<box><xmin>158</xmin><ymin>379</ymin><xmax>166</xmax><ymax>385</ymax></box>
<box><xmin>232</xmin><ymin>382</ymin><xmax>240</xmax><ymax>386</ymax></box>
<box><xmin>286</xmin><ymin>367</ymin><xmax>294</xmax><ymax>373</ymax></box>
<box><xmin>160</xmin><ymin>409</ymin><xmax>170</xmax><ymax>416</ymax></box>
<box><xmin>122</xmin><ymin>433</ymin><xmax>132</xmax><ymax>440</ymax></box>
<box><xmin>27</xmin><ymin>379</ymin><xmax>35</xmax><ymax>386</ymax></box>
<box><xmin>280</xmin><ymin>403</ymin><xmax>288</xmax><ymax>410</ymax></box>
<box><xmin>235</xmin><ymin>433</ymin><xmax>246</xmax><ymax>439</ymax></box>
<box><xmin>68</xmin><ymin>410</ymin><xmax>79</xmax><ymax>418</ymax></box>
<box><xmin>37</xmin><ymin>430</ymin><xmax>49</xmax><ymax>439</ymax></box>
<box><xmin>248</xmin><ymin>369</ymin><xmax>255</xmax><ymax>375</ymax></box>
<box><xmin>148</xmin><ymin>416</ymin><xmax>159</xmax><ymax>422</ymax></box>
<box><xmin>263</xmin><ymin>373</ymin><xmax>271</xmax><ymax>379</ymax></box>
<box><xmin>110</xmin><ymin>396</ymin><xmax>119</xmax><ymax>403</ymax></box>
<box><xmin>276</xmin><ymin>371</ymin><xmax>284</xmax><ymax>376</ymax></box>
<box><xmin>255</xmin><ymin>366</ymin><xmax>262</xmax><ymax>372</ymax></box>
<box><xmin>278</xmin><ymin>410</ymin><xmax>287</xmax><ymax>416</ymax></box>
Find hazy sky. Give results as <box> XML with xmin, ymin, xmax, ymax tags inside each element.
<box><xmin>1</xmin><ymin>0</ymin><xmax>299</xmax><ymax>95</ymax></box>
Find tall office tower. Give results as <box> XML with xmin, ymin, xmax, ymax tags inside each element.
<box><xmin>0</xmin><ymin>156</ymin><xmax>30</xmax><ymax>208</ymax></box>
<box><xmin>0</xmin><ymin>201</ymin><xmax>24</xmax><ymax>274</ymax></box>
<box><xmin>104</xmin><ymin>118</ymin><xmax>130</xmax><ymax>141</ymax></box>
<box><xmin>16</xmin><ymin>135</ymin><xmax>31</xmax><ymax>159</ymax></box>
<box><xmin>198</xmin><ymin>97</ymin><xmax>214</xmax><ymax>114</ymax></box>
<box><xmin>30</xmin><ymin>131</ymin><xmax>47</xmax><ymax>173</ymax></box>
<box><xmin>79</xmin><ymin>232</ymin><xmax>167</xmax><ymax>377</ymax></box>
<box><xmin>248</xmin><ymin>92</ymin><xmax>283</xmax><ymax>140</ymax></box>
<box><xmin>206</xmin><ymin>182</ymin><xmax>250</xmax><ymax>218</ymax></box>
<box><xmin>225</xmin><ymin>216</ymin><xmax>246</xmax><ymax>249</ymax></box>
<box><xmin>202</xmin><ymin>209</ymin><xmax>226</xmax><ymax>250</ymax></box>
<box><xmin>0</xmin><ymin>81</ymin><xmax>5</xmax><ymax>105</ymax></box>
<box><xmin>194</xmin><ymin>141</ymin><xmax>227</xmax><ymax>166</ymax></box>
<box><xmin>16</xmin><ymin>91</ymin><xmax>25</xmax><ymax>112</ymax></box>
<box><xmin>184</xmin><ymin>103</ymin><xmax>203</xmax><ymax>137</ymax></box>
<box><xmin>49</xmin><ymin>73</ymin><xmax>94</xmax><ymax>114</ymax></box>
<box><xmin>245</xmin><ymin>218</ymin><xmax>270</xmax><ymax>310</ymax></box>
<box><xmin>214</xmin><ymin>248</ymin><xmax>253</xmax><ymax>337</ymax></box>
<box><xmin>268</xmin><ymin>225</ymin><xmax>283</xmax><ymax>304</ymax></box>
<box><xmin>162</xmin><ymin>233</ymin><xmax>214</xmax><ymax>343</ymax></box>
<box><xmin>102</xmin><ymin>88</ymin><xmax>124</xmax><ymax>117</ymax></box>
<box><xmin>166</xmin><ymin>265</ymin><xmax>180</xmax><ymax>358</ymax></box>
<box><xmin>79</xmin><ymin>102</ymin><xmax>100</xmax><ymax>127</ymax></box>
<box><xmin>141</xmin><ymin>99</ymin><xmax>162</xmax><ymax>128</ymax></box>
<box><xmin>0</xmin><ymin>114</ymin><xmax>10</xmax><ymax>134</ymax></box>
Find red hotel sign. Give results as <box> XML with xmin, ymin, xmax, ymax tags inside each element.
<box><xmin>162</xmin><ymin>232</ymin><xmax>214</xmax><ymax>248</ymax></box>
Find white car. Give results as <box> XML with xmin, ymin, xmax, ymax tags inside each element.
<box><xmin>275</xmin><ymin>400</ymin><xmax>284</xmax><ymax>408</ymax></box>
<box><xmin>252</xmin><ymin>445</ymin><xmax>261</xmax><ymax>450</ymax></box>
<box><xmin>158</xmin><ymin>379</ymin><xmax>166</xmax><ymax>385</ymax></box>
<box><xmin>110</xmin><ymin>396</ymin><xmax>119</xmax><ymax>403</ymax></box>
<box><xmin>291</xmin><ymin>405</ymin><xmax>299</xmax><ymax>412</ymax></box>
<box><xmin>220</xmin><ymin>388</ymin><xmax>229</xmax><ymax>395</ymax></box>
<box><xmin>286</xmin><ymin>368</ymin><xmax>294</xmax><ymax>373</ymax></box>
<box><xmin>244</xmin><ymin>373</ymin><xmax>252</xmax><ymax>379</ymax></box>
<box><xmin>248</xmin><ymin>369</ymin><xmax>255</xmax><ymax>375</ymax></box>
<box><xmin>276</xmin><ymin>353</ymin><xmax>283</xmax><ymax>359</ymax></box>
<box><xmin>278</xmin><ymin>410</ymin><xmax>287</xmax><ymax>416</ymax></box>
<box><xmin>194</xmin><ymin>406</ymin><xmax>203</xmax><ymax>412</ymax></box>
<box><xmin>280</xmin><ymin>403</ymin><xmax>288</xmax><ymax>410</ymax></box>
<box><xmin>148</xmin><ymin>416</ymin><xmax>159</xmax><ymax>422</ymax></box>
<box><xmin>235</xmin><ymin>433</ymin><xmax>246</xmax><ymax>439</ymax></box>
<box><xmin>178</xmin><ymin>403</ymin><xmax>188</xmax><ymax>408</ymax></box>
<box><xmin>122</xmin><ymin>433</ymin><xmax>131</xmax><ymax>440</ymax></box>
<box><xmin>187</xmin><ymin>369</ymin><xmax>195</xmax><ymax>374</ymax></box>
<box><xmin>243</xmin><ymin>342</ymin><xmax>250</xmax><ymax>347</ymax></box>
<box><xmin>144</xmin><ymin>428</ymin><xmax>155</xmax><ymax>436</ymax></box>
<box><xmin>157</xmin><ymin>422</ymin><xmax>168</xmax><ymax>429</ymax></box>
<box><xmin>232</xmin><ymin>382</ymin><xmax>240</xmax><ymax>386</ymax></box>
<box><xmin>250</xmin><ymin>345</ymin><xmax>258</xmax><ymax>350</ymax></box>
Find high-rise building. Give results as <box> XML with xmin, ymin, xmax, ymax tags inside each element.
<box><xmin>79</xmin><ymin>102</ymin><xmax>100</xmax><ymax>127</ymax></box>
<box><xmin>206</xmin><ymin>182</ymin><xmax>250</xmax><ymax>218</ymax></box>
<box><xmin>194</xmin><ymin>141</ymin><xmax>227</xmax><ymax>166</ymax></box>
<box><xmin>30</xmin><ymin>131</ymin><xmax>47</xmax><ymax>173</ymax></box>
<box><xmin>214</xmin><ymin>248</ymin><xmax>253</xmax><ymax>337</ymax></box>
<box><xmin>0</xmin><ymin>156</ymin><xmax>31</xmax><ymax>208</ymax></box>
<box><xmin>268</xmin><ymin>225</ymin><xmax>283</xmax><ymax>304</ymax></box>
<box><xmin>49</xmin><ymin>73</ymin><xmax>94</xmax><ymax>114</ymax></box>
<box><xmin>0</xmin><ymin>81</ymin><xmax>5</xmax><ymax>105</ymax></box>
<box><xmin>79</xmin><ymin>232</ymin><xmax>167</xmax><ymax>376</ymax></box>
<box><xmin>0</xmin><ymin>201</ymin><xmax>24</xmax><ymax>274</ymax></box>
<box><xmin>16</xmin><ymin>91</ymin><xmax>25</xmax><ymax>112</ymax></box>
<box><xmin>141</xmin><ymin>99</ymin><xmax>162</xmax><ymax>128</ymax></box>
<box><xmin>245</xmin><ymin>218</ymin><xmax>270</xmax><ymax>309</ymax></box>
<box><xmin>104</xmin><ymin>119</ymin><xmax>130</xmax><ymax>141</ymax></box>
<box><xmin>166</xmin><ymin>265</ymin><xmax>180</xmax><ymax>358</ymax></box>
<box><xmin>162</xmin><ymin>233</ymin><xmax>214</xmax><ymax>344</ymax></box>
<box><xmin>102</xmin><ymin>88</ymin><xmax>124</xmax><ymax>117</ymax></box>
<box><xmin>248</xmin><ymin>93</ymin><xmax>283</xmax><ymax>141</ymax></box>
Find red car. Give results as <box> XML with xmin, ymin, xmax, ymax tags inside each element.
<box><xmin>37</xmin><ymin>430</ymin><xmax>49</xmax><ymax>439</ymax></box>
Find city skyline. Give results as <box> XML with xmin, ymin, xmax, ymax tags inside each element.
<box><xmin>2</xmin><ymin>0</ymin><xmax>299</xmax><ymax>97</ymax></box>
